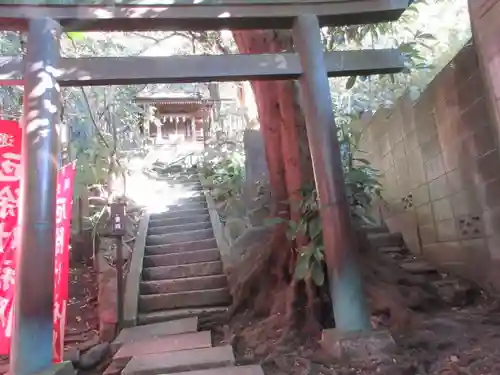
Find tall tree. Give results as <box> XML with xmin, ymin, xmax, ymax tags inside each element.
<box><xmin>229</xmin><ymin>0</ymin><xmax>471</xmax><ymax>330</ymax></box>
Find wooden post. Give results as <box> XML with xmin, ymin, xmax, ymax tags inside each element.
<box><xmin>11</xmin><ymin>17</ymin><xmax>61</xmax><ymax>375</ymax></box>
<box><xmin>109</xmin><ymin>201</ymin><xmax>126</xmax><ymax>330</ymax></box>
<box><xmin>292</xmin><ymin>14</ymin><xmax>371</xmax><ymax>332</ymax></box>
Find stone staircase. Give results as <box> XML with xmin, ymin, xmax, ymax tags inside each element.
<box><xmin>365</xmin><ymin>226</ymin><xmax>478</xmax><ymax>308</ymax></box>
<box><xmin>104</xmin><ymin>316</ymin><xmax>264</xmax><ymax>375</ymax></box>
<box><xmin>137</xmin><ymin>171</ymin><xmax>232</xmax><ymax>326</ymax></box>
<box><xmin>102</xmin><ymin>168</ymin><xmax>261</xmax><ymax>374</ymax></box>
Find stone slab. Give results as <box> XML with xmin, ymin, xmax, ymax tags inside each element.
<box><xmin>149</xmin><ymin>208</ymin><xmax>208</xmax><ymax>221</ymax></box>
<box><xmin>243</xmin><ymin>129</ymin><xmax>268</xmax><ymax>184</ymax></box>
<box><xmin>170</xmin><ymin>365</ymin><xmax>265</xmax><ymax>375</ymax></box>
<box><xmin>122</xmin><ymin>345</ymin><xmax>235</xmax><ymax>375</ymax></box>
<box><xmin>140</xmin><ymin>274</ymin><xmax>227</xmax><ymax>295</ymax></box>
<box><xmin>112</xmin><ymin>317</ymin><xmax>198</xmax><ymax>351</ymax></box>
<box><xmin>148</xmin><ymin>214</ymin><xmax>211</xmax><ymax>228</ymax></box>
<box><xmin>114</xmin><ymin>331</ymin><xmax>212</xmax><ymax>360</ymax></box>
<box><xmin>401</xmin><ymin>260</ymin><xmax>437</xmax><ymax>273</ymax></box>
<box><xmin>142</xmin><ymin>261</ymin><xmax>223</xmax><ymax>281</ymax></box>
<box><xmin>320</xmin><ymin>329</ymin><xmax>395</xmax><ymax>363</ymax></box>
<box><xmin>163</xmin><ymin>200</ymin><xmax>208</xmax><ymax>212</ymax></box>
<box><xmin>139</xmin><ymin>287</ymin><xmax>231</xmax><ymax>311</ymax></box>
<box><xmin>145</xmin><ymin>238</ymin><xmax>217</xmax><ymax>255</ymax></box>
<box><xmin>147</xmin><ymin>221</ymin><xmax>212</xmax><ymax>235</ymax></box>
<box><xmin>32</xmin><ymin>362</ymin><xmax>75</xmax><ymax>375</ymax></box>
<box><xmin>368</xmin><ymin>232</ymin><xmax>403</xmax><ymax>248</ymax></box>
<box><xmin>138</xmin><ymin>306</ymin><xmax>229</xmax><ymax>326</ymax></box>
<box><xmin>124</xmin><ymin>212</ymin><xmax>150</xmax><ymax>328</ymax></box>
<box><xmin>378</xmin><ymin>246</ymin><xmax>405</xmax><ymax>254</ymax></box>
<box><xmin>143</xmin><ymin>248</ymin><xmax>221</xmax><ymax>268</ymax></box>
<box><xmin>146</xmin><ymin>228</ymin><xmax>214</xmax><ymax>246</ymax></box>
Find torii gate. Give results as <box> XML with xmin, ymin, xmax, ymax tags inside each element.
<box><xmin>0</xmin><ymin>1</ymin><xmax>409</xmax><ymax>374</ymax></box>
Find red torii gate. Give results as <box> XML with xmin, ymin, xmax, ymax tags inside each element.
<box><xmin>0</xmin><ymin>2</ymin><xmax>409</xmax><ymax>374</ymax></box>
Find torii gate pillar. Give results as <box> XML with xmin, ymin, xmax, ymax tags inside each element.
<box><xmin>293</xmin><ymin>14</ymin><xmax>371</xmax><ymax>332</ymax></box>
<box><xmin>11</xmin><ymin>18</ymin><xmax>62</xmax><ymax>375</ymax></box>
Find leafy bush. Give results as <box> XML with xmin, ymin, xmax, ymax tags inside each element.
<box><xmin>200</xmin><ymin>139</ymin><xmax>247</xmax><ymax>219</ymax></box>
<box><xmin>267</xmin><ymin>129</ymin><xmax>382</xmax><ymax>287</ymax></box>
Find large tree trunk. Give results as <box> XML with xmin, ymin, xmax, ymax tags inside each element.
<box><xmin>231</xmin><ymin>30</ymin><xmax>415</xmax><ymax>333</ymax></box>
<box><xmin>233</xmin><ymin>30</ymin><xmax>320</xmax><ymax>330</ymax></box>
<box><xmin>234</xmin><ymin>30</ymin><xmax>313</xmax><ymax>223</ymax></box>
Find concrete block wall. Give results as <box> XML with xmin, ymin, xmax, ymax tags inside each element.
<box><xmin>469</xmin><ymin>0</ymin><xmax>500</xmax><ymax>130</ymax></box>
<box><xmin>356</xmin><ymin>41</ymin><xmax>500</xmax><ymax>291</ymax></box>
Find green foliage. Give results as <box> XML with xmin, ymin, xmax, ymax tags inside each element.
<box><xmin>266</xmin><ymin>129</ymin><xmax>382</xmax><ymax>287</ymax></box>
<box><xmin>73</xmin><ymin>133</ymin><xmax>113</xmax><ymax>191</ymax></box>
<box><xmin>340</xmin><ymin>130</ymin><xmax>383</xmax><ymax>226</ymax></box>
<box><xmin>325</xmin><ymin>0</ymin><xmax>470</xmax><ymax>117</ymax></box>
<box><xmin>200</xmin><ymin>139</ymin><xmax>247</xmax><ymax>218</ymax></box>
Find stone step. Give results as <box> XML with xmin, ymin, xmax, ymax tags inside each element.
<box><xmin>148</xmin><ymin>221</ymin><xmax>212</xmax><ymax>236</ymax></box>
<box><xmin>363</xmin><ymin>226</ymin><xmax>389</xmax><ymax>234</ymax></box>
<box><xmin>401</xmin><ymin>260</ymin><xmax>438</xmax><ymax>274</ymax></box>
<box><xmin>368</xmin><ymin>232</ymin><xmax>403</xmax><ymax>248</ymax></box>
<box><xmin>140</xmin><ymin>274</ymin><xmax>228</xmax><ymax>295</ymax></box>
<box><xmin>155</xmin><ymin>202</ymin><xmax>207</xmax><ymax>215</ymax></box>
<box><xmin>112</xmin><ymin>317</ymin><xmax>198</xmax><ymax>351</ymax></box>
<box><xmin>176</xmin><ymin>182</ymin><xmax>203</xmax><ymax>191</ymax></box>
<box><xmin>166</xmin><ymin>200</ymin><xmax>208</xmax><ymax>212</ymax></box>
<box><xmin>149</xmin><ymin>208</ymin><xmax>208</xmax><ymax>221</ymax></box>
<box><xmin>148</xmin><ymin>213</ymin><xmax>211</xmax><ymax>228</ymax></box>
<box><xmin>431</xmin><ymin>278</ymin><xmax>476</xmax><ymax>306</ymax></box>
<box><xmin>143</xmin><ymin>249</ymin><xmax>221</xmax><ymax>268</ymax></box>
<box><xmin>142</xmin><ymin>261</ymin><xmax>224</xmax><ymax>281</ymax></box>
<box><xmin>378</xmin><ymin>246</ymin><xmax>407</xmax><ymax>254</ymax></box>
<box><xmin>145</xmin><ymin>238</ymin><xmax>218</xmax><ymax>256</ymax></box>
<box><xmin>139</xmin><ymin>288</ymin><xmax>231</xmax><ymax>312</ymax></box>
<box><xmin>172</xmin><ymin>176</ymin><xmax>200</xmax><ymax>182</ymax></box>
<box><xmin>168</xmin><ymin>365</ymin><xmax>265</xmax><ymax>375</ymax></box>
<box><xmin>138</xmin><ymin>306</ymin><xmax>230</xmax><ymax>326</ymax></box>
<box><xmin>146</xmin><ymin>228</ymin><xmax>214</xmax><ymax>246</ymax></box>
<box><xmin>122</xmin><ymin>345</ymin><xmax>235</xmax><ymax>375</ymax></box>
<box><xmin>166</xmin><ymin>175</ymin><xmax>199</xmax><ymax>182</ymax></box>
<box><xmin>114</xmin><ymin>331</ymin><xmax>212</xmax><ymax>361</ymax></box>
<box><xmin>176</xmin><ymin>195</ymin><xmax>206</xmax><ymax>203</ymax></box>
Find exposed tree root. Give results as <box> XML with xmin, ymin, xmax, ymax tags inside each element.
<box><xmin>230</xmin><ymin>226</ymin><xmax>477</xmax><ymax>337</ymax></box>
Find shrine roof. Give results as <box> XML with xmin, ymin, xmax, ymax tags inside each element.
<box><xmin>135</xmin><ymin>85</ymin><xmax>212</xmax><ymax>104</ymax></box>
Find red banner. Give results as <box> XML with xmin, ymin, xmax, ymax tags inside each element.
<box><xmin>0</xmin><ymin>119</ymin><xmax>75</xmax><ymax>362</ymax></box>
<box><xmin>53</xmin><ymin>161</ymin><xmax>76</xmax><ymax>362</ymax></box>
<box><xmin>0</xmin><ymin>120</ymin><xmax>22</xmax><ymax>355</ymax></box>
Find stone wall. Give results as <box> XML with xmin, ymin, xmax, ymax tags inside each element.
<box><xmin>355</xmin><ymin>41</ymin><xmax>500</xmax><ymax>291</ymax></box>
<box><xmin>469</xmin><ymin>0</ymin><xmax>500</xmax><ymax>131</ymax></box>
<box><xmin>201</xmin><ymin>128</ymin><xmax>274</xmax><ymax>308</ymax></box>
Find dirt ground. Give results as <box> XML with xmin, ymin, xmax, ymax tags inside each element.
<box><xmin>64</xmin><ymin>265</ymin><xmax>100</xmax><ymax>355</ymax></box>
<box><xmin>4</xmin><ymin>263</ymin><xmax>500</xmax><ymax>375</ymax></box>
<box><xmin>214</xmin><ymin>300</ymin><xmax>500</xmax><ymax>375</ymax></box>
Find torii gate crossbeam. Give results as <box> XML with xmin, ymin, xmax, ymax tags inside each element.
<box><xmin>0</xmin><ymin>49</ymin><xmax>404</xmax><ymax>86</ymax></box>
<box><xmin>0</xmin><ymin>1</ymin><xmax>408</xmax><ymax>31</ymax></box>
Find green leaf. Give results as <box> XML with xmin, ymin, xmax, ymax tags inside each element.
<box><xmin>263</xmin><ymin>217</ymin><xmax>288</xmax><ymax>227</ymax></box>
<box><xmin>345</xmin><ymin>76</ymin><xmax>357</xmax><ymax>90</ymax></box>
<box><xmin>308</xmin><ymin>216</ymin><xmax>323</xmax><ymax>240</ymax></box>
<box><xmin>286</xmin><ymin>220</ymin><xmax>299</xmax><ymax>240</ymax></box>
<box><xmin>312</xmin><ymin>245</ymin><xmax>324</xmax><ymax>262</ymax></box>
<box><xmin>294</xmin><ymin>252</ymin><xmax>310</xmax><ymax>281</ymax></box>
<box><xmin>67</xmin><ymin>31</ymin><xmax>85</xmax><ymax>41</ymax></box>
<box><xmin>311</xmin><ymin>261</ymin><xmax>325</xmax><ymax>286</ymax></box>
